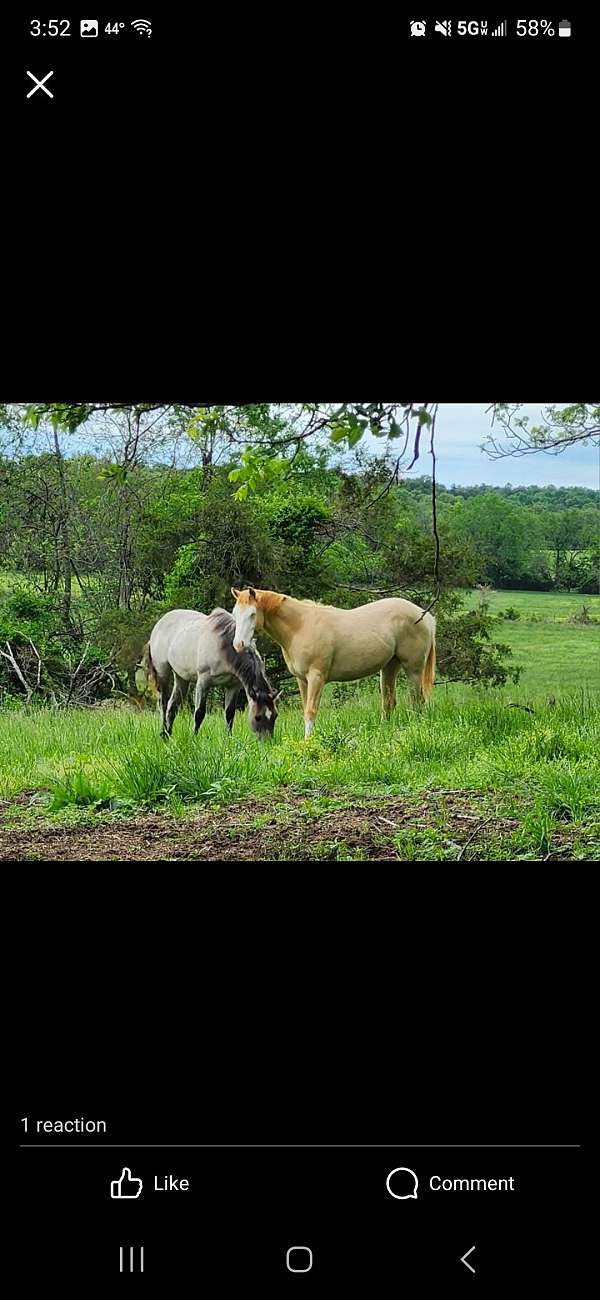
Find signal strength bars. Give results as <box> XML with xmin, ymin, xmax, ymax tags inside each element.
<box><xmin>491</xmin><ymin>20</ymin><xmax>507</xmax><ymax>36</ymax></box>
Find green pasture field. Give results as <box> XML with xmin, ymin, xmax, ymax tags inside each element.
<box><xmin>461</xmin><ymin>589</ymin><xmax>600</xmax><ymax>620</ymax></box>
<box><xmin>1</xmin><ymin>585</ymin><xmax>598</xmax><ymax>860</ymax></box>
<box><xmin>460</xmin><ymin>589</ymin><xmax>599</xmax><ymax>694</ymax></box>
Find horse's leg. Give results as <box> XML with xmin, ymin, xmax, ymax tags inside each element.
<box><xmin>193</xmin><ymin>673</ymin><xmax>211</xmax><ymax>734</ymax></box>
<box><xmin>159</xmin><ymin>677</ymin><xmax>172</xmax><ymax>738</ymax></box>
<box><xmin>405</xmin><ymin>664</ymin><xmax>426</xmax><ymax>707</ymax></box>
<box><xmin>297</xmin><ymin>678</ymin><xmax>308</xmax><ymax>715</ymax></box>
<box><xmin>164</xmin><ymin>673</ymin><xmax>188</xmax><ymax>737</ymax></box>
<box><xmin>224</xmin><ymin>685</ymin><xmax>241</xmax><ymax>734</ymax></box>
<box><xmin>303</xmin><ymin>668</ymin><xmax>325</xmax><ymax>739</ymax></box>
<box><xmin>380</xmin><ymin>657</ymin><xmax>400</xmax><ymax>719</ymax></box>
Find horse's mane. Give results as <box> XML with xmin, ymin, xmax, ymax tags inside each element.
<box><xmin>207</xmin><ymin>608</ymin><xmax>274</xmax><ymax>701</ymax></box>
<box><xmin>262</xmin><ymin>589</ymin><xmax>320</xmax><ymax>609</ymax></box>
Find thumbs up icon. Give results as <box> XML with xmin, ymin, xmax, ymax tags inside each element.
<box><xmin>110</xmin><ymin>1167</ymin><xmax>143</xmax><ymax>1199</ymax></box>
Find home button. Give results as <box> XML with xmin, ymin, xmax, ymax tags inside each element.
<box><xmin>286</xmin><ymin>1246</ymin><xmax>313</xmax><ymax>1273</ymax></box>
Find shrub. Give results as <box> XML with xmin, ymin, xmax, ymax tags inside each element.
<box><xmin>432</xmin><ymin>593</ymin><xmax>522</xmax><ymax>688</ymax></box>
<box><xmin>568</xmin><ymin>604</ymin><xmax>598</xmax><ymax>625</ymax></box>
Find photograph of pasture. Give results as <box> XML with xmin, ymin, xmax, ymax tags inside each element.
<box><xmin>0</xmin><ymin>402</ymin><xmax>598</xmax><ymax>861</ymax></box>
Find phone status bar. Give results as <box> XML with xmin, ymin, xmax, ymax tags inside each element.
<box><xmin>27</xmin><ymin>18</ymin><xmax>153</xmax><ymax>39</ymax></box>
<box><xmin>407</xmin><ymin>18</ymin><xmax>573</xmax><ymax>38</ymax></box>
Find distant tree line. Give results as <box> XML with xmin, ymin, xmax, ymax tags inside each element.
<box><xmin>397</xmin><ymin>475</ymin><xmax>598</xmax><ymax>591</ymax></box>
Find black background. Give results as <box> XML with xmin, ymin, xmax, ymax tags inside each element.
<box><xmin>3</xmin><ymin>1</ymin><xmax>596</xmax><ymax>394</ymax></box>
<box><xmin>9</xmin><ymin>1215</ymin><xmax>592</xmax><ymax>1288</ymax></box>
<box><xmin>7</xmin><ymin>887</ymin><xmax>594</xmax><ymax>1292</ymax></box>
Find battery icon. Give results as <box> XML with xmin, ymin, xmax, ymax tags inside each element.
<box><xmin>558</xmin><ymin>19</ymin><xmax>571</xmax><ymax>36</ymax></box>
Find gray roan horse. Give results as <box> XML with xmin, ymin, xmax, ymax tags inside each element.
<box><xmin>142</xmin><ymin>608</ymin><xmax>281</xmax><ymax>739</ymax></box>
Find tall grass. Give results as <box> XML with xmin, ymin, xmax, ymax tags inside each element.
<box><xmin>1</xmin><ymin>689</ymin><xmax>598</xmax><ymax>837</ymax></box>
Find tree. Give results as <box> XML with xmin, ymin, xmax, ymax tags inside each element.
<box><xmin>483</xmin><ymin>403</ymin><xmax>600</xmax><ymax>458</ymax></box>
<box><xmin>1</xmin><ymin>427</ymin><xmax>78</xmax><ymax>629</ymax></box>
<box><xmin>541</xmin><ymin>506</ymin><xmax>599</xmax><ymax>590</ymax></box>
<box><xmin>444</xmin><ymin>492</ymin><xmax>535</xmax><ymax>586</ymax></box>
<box><xmin>19</xmin><ymin>402</ymin><xmax>438</xmax><ymax>490</ymax></box>
<box><xmin>18</xmin><ymin>401</ymin><xmax>599</xmax><ymax>487</ymax></box>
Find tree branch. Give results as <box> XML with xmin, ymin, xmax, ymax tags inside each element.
<box><xmin>0</xmin><ymin>641</ymin><xmax>33</xmax><ymax>697</ymax></box>
<box><xmin>414</xmin><ymin>404</ymin><xmax>441</xmax><ymax>623</ymax></box>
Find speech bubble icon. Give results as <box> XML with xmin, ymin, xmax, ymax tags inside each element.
<box><xmin>386</xmin><ymin>1166</ymin><xmax>419</xmax><ymax>1199</ymax></box>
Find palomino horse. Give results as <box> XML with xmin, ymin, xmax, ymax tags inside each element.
<box><xmin>142</xmin><ymin>607</ymin><xmax>280</xmax><ymax>739</ymax></box>
<box><xmin>231</xmin><ymin>588</ymin><xmax>436</xmax><ymax>738</ymax></box>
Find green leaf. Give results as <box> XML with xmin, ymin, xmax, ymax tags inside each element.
<box><xmin>24</xmin><ymin>404</ymin><xmax>42</xmax><ymax>429</ymax></box>
<box><xmin>97</xmin><ymin>465</ymin><xmax>127</xmax><ymax>484</ymax></box>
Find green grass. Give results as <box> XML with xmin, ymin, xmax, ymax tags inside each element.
<box><xmin>487</xmin><ymin>621</ymin><xmax>598</xmax><ymax>692</ymax></box>
<box><xmin>0</xmin><ymin>686</ymin><xmax>595</xmax><ymax>799</ymax></box>
<box><xmin>461</xmin><ymin>589</ymin><xmax>600</xmax><ymax>620</ymax></box>
<box><xmin>2</xmin><ymin>686</ymin><xmax>597</xmax><ymax>857</ymax></box>
<box><xmin>0</xmin><ymin>569</ymin><xmax>99</xmax><ymax>599</ymax></box>
<box><xmin>460</xmin><ymin>589</ymin><xmax>599</xmax><ymax>692</ymax></box>
<box><xmin>1</xmin><ymin>588</ymin><xmax>598</xmax><ymax>859</ymax></box>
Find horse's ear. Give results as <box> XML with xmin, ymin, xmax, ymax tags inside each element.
<box><xmin>248</xmin><ymin>587</ymin><xmax>257</xmax><ymax>601</ymax></box>
<box><xmin>231</xmin><ymin>587</ymin><xmax>240</xmax><ymax>600</ymax></box>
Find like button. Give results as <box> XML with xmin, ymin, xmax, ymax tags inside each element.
<box><xmin>110</xmin><ymin>1167</ymin><xmax>143</xmax><ymax>1199</ymax></box>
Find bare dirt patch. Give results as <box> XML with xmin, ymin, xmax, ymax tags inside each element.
<box><xmin>0</xmin><ymin>789</ymin><xmax>576</xmax><ymax>861</ymax></box>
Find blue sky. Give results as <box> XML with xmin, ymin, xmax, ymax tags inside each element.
<box><xmin>396</xmin><ymin>404</ymin><xmax>598</xmax><ymax>489</ymax></box>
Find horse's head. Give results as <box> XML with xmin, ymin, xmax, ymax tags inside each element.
<box><xmin>247</xmin><ymin>688</ymin><xmax>282</xmax><ymax>741</ymax></box>
<box><xmin>231</xmin><ymin>587</ymin><xmax>263</xmax><ymax>650</ymax></box>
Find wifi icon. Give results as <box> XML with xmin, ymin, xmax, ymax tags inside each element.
<box><xmin>131</xmin><ymin>18</ymin><xmax>152</xmax><ymax>36</ymax></box>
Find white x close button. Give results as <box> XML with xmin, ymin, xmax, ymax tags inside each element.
<box><xmin>26</xmin><ymin>71</ymin><xmax>54</xmax><ymax>98</ymax></box>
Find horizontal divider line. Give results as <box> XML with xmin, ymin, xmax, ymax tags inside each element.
<box><xmin>19</xmin><ymin>1143</ymin><xmax>581</xmax><ymax>1149</ymax></box>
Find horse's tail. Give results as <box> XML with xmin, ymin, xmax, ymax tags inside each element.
<box><xmin>421</xmin><ymin>617</ymin><xmax>436</xmax><ymax>701</ymax></box>
<box><xmin>141</xmin><ymin>642</ymin><xmax>161</xmax><ymax>695</ymax></box>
